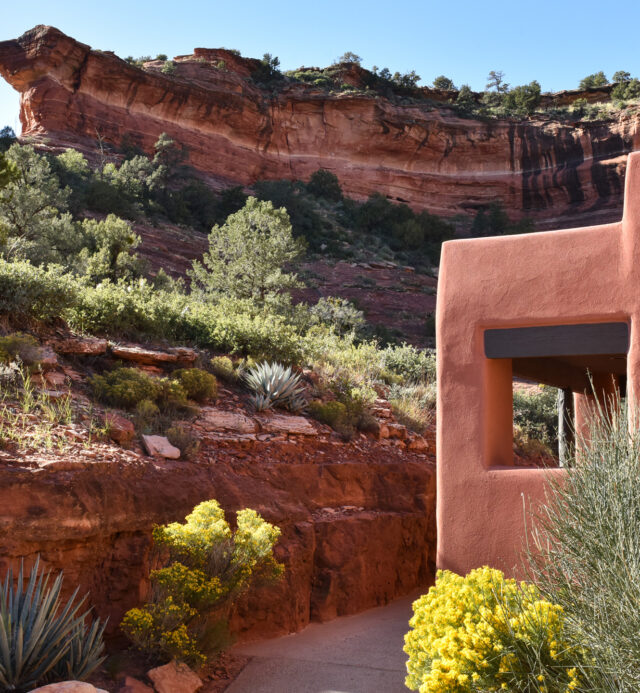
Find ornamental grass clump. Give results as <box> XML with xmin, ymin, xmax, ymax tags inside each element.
<box><xmin>526</xmin><ymin>395</ymin><xmax>640</xmax><ymax>691</ymax></box>
<box><xmin>404</xmin><ymin>566</ymin><xmax>583</xmax><ymax>693</ymax></box>
<box><xmin>121</xmin><ymin>499</ymin><xmax>284</xmax><ymax>667</ymax></box>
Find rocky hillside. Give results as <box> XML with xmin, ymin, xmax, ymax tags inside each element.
<box><xmin>0</xmin><ymin>329</ymin><xmax>436</xmax><ymax>648</ymax></box>
<box><xmin>1</xmin><ymin>25</ymin><xmax>638</xmax><ymax>229</ymax></box>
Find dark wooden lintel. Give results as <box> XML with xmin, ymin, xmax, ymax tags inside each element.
<box><xmin>485</xmin><ymin>322</ymin><xmax>629</xmax><ymax>359</ymax></box>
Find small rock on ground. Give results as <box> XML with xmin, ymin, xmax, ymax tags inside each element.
<box><xmin>30</xmin><ymin>682</ymin><xmax>109</xmax><ymax>693</ymax></box>
<box><xmin>142</xmin><ymin>435</ymin><xmax>181</xmax><ymax>459</ymax></box>
<box><xmin>148</xmin><ymin>660</ymin><xmax>203</xmax><ymax>693</ymax></box>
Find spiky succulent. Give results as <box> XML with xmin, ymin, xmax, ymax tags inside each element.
<box><xmin>244</xmin><ymin>361</ymin><xmax>306</xmax><ymax>412</ymax></box>
<box><xmin>0</xmin><ymin>556</ymin><xmax>106</xmax><ymax>691</ymax></box>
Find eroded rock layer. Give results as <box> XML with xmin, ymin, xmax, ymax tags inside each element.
<box><xmin>1</xmin><ymin>25</ymin><xmax>639</xmax><ymax>227</ymax></box>
<box><xmin>0</xmin><ymin>446</ymin><xmax>436</xmax><ymax>641</ymax></box>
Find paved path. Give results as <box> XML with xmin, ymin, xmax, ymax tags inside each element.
<box><xmin>226</xmin><ymin>592</ymin><xmax>421</xmax><ymax>693</ymax></box>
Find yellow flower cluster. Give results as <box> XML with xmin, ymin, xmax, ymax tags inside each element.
<box><xmin>153</xmin><ymin>500</ymin><xmax>232</xmax><ymax>568</ymax></box>
<box><xmin>122</xmin><ymin>499</ymin><xmax>284</xmax><ymax>667</ymax></box>
<box><xmin>404</xmin><ymin>567</ymin><xmax>582</xmax><ymax>693</ymax></box>
<box><xmin>151</xmin><ymin>562</ymin><xmax>226</xmax><ymax>608</ymax></box>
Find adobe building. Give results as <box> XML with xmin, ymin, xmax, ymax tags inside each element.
<box><xmin>436</xmin><ymin>151</ymin><xmax>640</xmax><ymax>576</ymax></box>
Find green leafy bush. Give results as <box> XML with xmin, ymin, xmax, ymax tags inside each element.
<box><xmin>166</xmin><ymin>424</ymin><xmax>200</xmax><ymax>458</ymax></box>
<box><xmin>210</xmin><ymin>355</ymin><xmax>237</xmax><ymax>382</ymax></box>
<box><xmin>155</xmin><ymin>377</ymin><xmax>189</xmax><ymax>411</ymax></box>
<box><xmin>307</xmin><ymin>400</ymin><xmax>347</xmax><ymax>428</ymax></box>
<box><xmin>381</xmin><ymin>344</ymin><xmax>435</xmax><ymax>383</ymax></box>
<box><xmin>189</xmin><ymin>197</ymin><xmax>304</xmax><ymax>303</ymax></box>
<box><xmin>389</xmin><ymin>383</ymin><xmax>435</xmax><ymax>434</ymax></box>
<box><xmin>121</xmin><ymin>500</ymin><xmax>283</xmax><ymax>666</ymax></box>
<box><xmin>172</xmin><ymin>368</ymin><xmax>218</xmax><ymax>403</ymax></box>
<box><xmin>612</xmin><ymin>77</ymin><xmax>640</xmax><ymax>101</ymax></box>
<box><xmin>513</xmin><ymin>386</ymin><xmax>558</xmax><ymax>454</ymax></box>
<box><xmin>0</xmin><ymin>144</ymin><xmax>83</xmax><ymax>266</ymax></box>
<box><xmin>134</xmin><ymin>398</ymin><xmax>160</xmax><ymax>431</ymax></box>
<box><xmin>579</xmin><ymin>71</ymin><xmax>608</xmax><ymax>89</ymax></box>
<box><xmin>319</xmin><ymin>376</ymin><xmax>377</xmax><ymax>438</ymax></box>
<box><xmin>0</xmin><ymin>259</ymin><xmax>79</xmax><ymax>321</ymax></box>
<box><xmin>0</xmin><ymin>556</ymin><xmax>105</xmax><ymax>691</ymax></box>
<box><xmin>91</xmin><ymin>367</ymin><xmax>160</xmax><ymax>409</ymax></box>
<box><xmin>306</xmin><ymin>169</ymin><xmax>342</xmax><ymax>201</ymax></box>
<box><xmin>310</xmin><ymin>297</ymin><xmax>365</xmax><ymax>336</ymax></box>
<box><xmin>502</xmin><ymin>80</ymin><xmax>542</xmax><ymax>115</ymax></box>
<box><xmin>0</xmin><ymin>332</ymin><xmax>42</xmax><ymax>366</ymax></box>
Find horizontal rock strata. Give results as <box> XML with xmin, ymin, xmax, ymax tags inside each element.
<box><xmin>1</xmin><ymin>25</ymin><xmax>639</xmax><ymax>227</ymax></box>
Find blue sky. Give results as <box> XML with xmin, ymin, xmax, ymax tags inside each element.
<box><xmin>2</xmin><ymin>0</ymin><xmax>640</xmax><ymax>131</ymax></box>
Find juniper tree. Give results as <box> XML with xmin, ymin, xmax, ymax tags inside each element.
<box><xmin>0</xmin><ymin>143</ymin><xmax>81</xmax><ymax>264</ymax></box>
<box><xmin>189</xmin><ymin>197</ymin><xmax>304</xmax><ymax>303</ymax></box>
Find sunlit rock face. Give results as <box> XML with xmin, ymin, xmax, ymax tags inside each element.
<box><xmin>1</xmin><ymin>24</ymin><xmax>639</xmax><ymax>228</ymax></box>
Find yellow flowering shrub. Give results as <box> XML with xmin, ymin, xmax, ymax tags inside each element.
<box><xmin>121</xmin><ymin>500</ymin><xmax>284</xmax><ymax>666</ymax></box>
<box><xmin>404</xmin><ymin>567</ymin><xmax>583</xmax><ymax>693</ymax></box>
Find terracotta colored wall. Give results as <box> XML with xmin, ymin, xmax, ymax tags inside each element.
<box><xmin>436</xmin><ymin>151</ymin><xmax>640</xmax><ymax>576</ymax></box>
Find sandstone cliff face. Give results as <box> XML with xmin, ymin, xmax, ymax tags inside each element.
<box><xmin>0</xmin><ymin>448</ymin><xmax>435</xmax><ymax>642</ymax></box>
<box><xmin>1</xmin><ymin>25</ymin><xmax>637</xmax><ymax>228</ymax></box>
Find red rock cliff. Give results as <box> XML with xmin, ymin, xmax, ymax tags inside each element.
<box><xmin>1</xmin><ymin>24</ymin><xmax>639</xmax><ymax>228</ymax></box>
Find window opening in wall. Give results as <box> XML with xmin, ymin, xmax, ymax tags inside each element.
<box><xmin>485</xmin><ymin>322</ymin><xmax>628</xmax><ymax>468</ymax></box>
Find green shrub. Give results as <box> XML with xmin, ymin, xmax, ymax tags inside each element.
<box><xmin>389</xmin><ymin>383</ymin><xmax>435</xmax><ymax>434</ymax></box>
<box><xmin>308</xmin><ymin>400</ymin><xmax>347</xmax><ymax>428</ymax></box>
<box><xmin>90</xmin><ymin>367</ymin><xmax>160</xmax><ymax>409</ymax></box>
<box><xmin>306</xmin><ymin>169</ymin><xmax>342</xmax><ymax>201</ymax></box>
<box><xmin>0</xmin><ymin>259</ymin><xmax>80</xmax><ymax>321</ymax></box>
<box><xmin>189</xmin><ymin>197</ymin><xmax>303</xmax><ymax>303</ymax></box>
<box><xmin>172</xmin><ymin>367</ymin><xmax>218</xmax><ymax>403</ymax></box>
<box><xmin>319</xmin><ymin>377</ymin><xmax>377</xmax><ymax>438</ymax></box>
<box><xmin>134</xmin><ymin>398</ymin><xmax>160</xmax><ymax>431</ymax></box>
<box><xmin>612</xmin><ymin>77</ymin><xmax>640</xmax><ymax>102</ymax></box>
<box><xmin>210</xmin><ymin>355</ymin><xmax>237</xmax><ymax>382</ymax></box>
<box><xmin>69</xmin><ymin>284</ymin><xmax>306</xmax><ymax>363</ymax></box>
<box><xmin>0</xmin><ymin>556</ymin><xmax>105</xmax><ymax>691</ymax></box>
<box><xmin>513</xmin><ymin>386</ymin><xmax>558</xmax><ymax>453</ymax></box>
<box><xmin>310</xmin><ymin>296</ymin><xmax>365</xmax><ymax>336</ymax></box>
<box><xmin>121</xmin><ymin>500</ymin><xmax>283</xmax><ymax>666</ymax></box>
<box><xmin>156</xmin><ymin>377</ymin><xmax>188</xmax><ymax>411</ymax></box>
<box><xmin>166</xmin><ymin>424</ymin><xmax>200</xmax><ymax>458</ymax></box>
<box><xmin>381</xmin><ymin>344</ymin><xmax>436</xmax><ymax>384</ymax></box>
<box><xmin>0</xmin><ymin>332</ymin><xmax>42</xmax><ymax>365</ymax></box>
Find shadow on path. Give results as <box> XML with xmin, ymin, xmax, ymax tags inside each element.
<box><xmin>226</xmin><ymin>591</ymin><xmax>422</xmax><ymax>693</ymax></box>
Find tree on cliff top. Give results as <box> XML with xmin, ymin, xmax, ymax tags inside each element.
<box><xmin>336</xmin><ymin>52</ymin><xmax>362</xmax><ymax>65</ymax></box>
<box><xmin>579</xmin><ymin>71</ymin><xmax>608</xmax><ymax>89</ymax></box>
<box><xmin>189</xmin><ymin>196</ymin><xmax>304</xmax><ymax>303</ymax></box>
<box><xmin>503</xmin><ymin>80</ymin><xmax>542</xmax><ymax>115</ymax></box>
<box><xmin>432</xmin><ymin>75</ymin><xmax>456</xmax><ymax>91</ymax></box>
<box><xmin>613</xmin><ymin>70</ymin><xmax>631</xmax><ymax>83</ymax></box>
<box><xmin>486</xmin><ymin>70</ymin><xmax>509</xmax><ymax>94</ymax></box>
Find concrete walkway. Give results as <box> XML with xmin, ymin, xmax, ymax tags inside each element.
<box><xmin>226</xmin><ymin>592</ymin><xmax>421</xmax><ymax>693</ymax></box>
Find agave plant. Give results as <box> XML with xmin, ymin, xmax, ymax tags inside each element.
<box><xmin>244</xmin><ymin>361</ymin><xmax>306</xmax><ymax>412</ymax></box>
<box><xmin>0</xmin><ymin>556</ymin><xmax>106</xmax><ymax>691</ymax></box>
